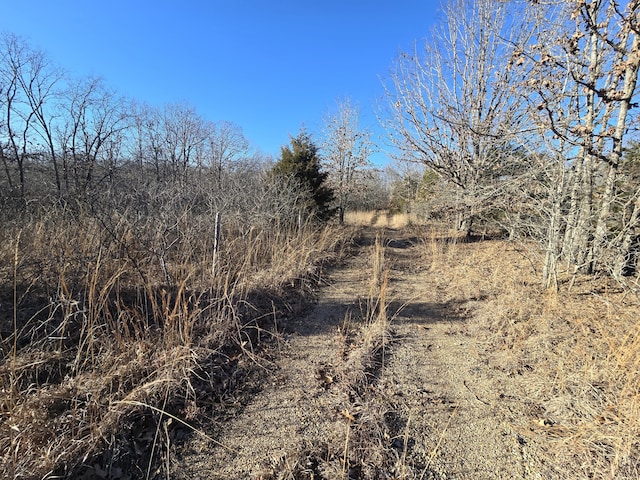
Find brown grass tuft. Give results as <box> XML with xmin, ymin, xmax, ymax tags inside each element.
<box><xmin>344</xmin><ymin>210</ymin><xmax>420</xmax><ymax>230</ymax></box>
<box><xmin>331</xmin><ymin>234</ymin><xmax>394</xmax><ymax>479</ymax></box>
<box><xmin>344</xmin><ymin>210</ymin><xmax>377</xmax><ymax>227</ymax></box>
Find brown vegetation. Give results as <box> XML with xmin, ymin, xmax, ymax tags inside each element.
<box><xmin>1</xmin><ymin>209</ymin><xmax>639</xmax><ymax>478</ymax></box>
<box><xmin>0</xmin><ymin>200</ymin><xmax>351</xmax><ymax>479</ymax></box>
<box><xmin>421</xmin><ymin>223</ymin><xmax>640</xmax><ymax>478</ymax></box>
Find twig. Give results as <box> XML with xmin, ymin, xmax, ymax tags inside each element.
<box><xmin>115</xmin><ymin>400</ymin><xmax>235</xmax><ymax>452</ymax></box>
<box><xmin>342</xmin><ymin>419</ymin><xmax>351</xmax><ymax>480</ymax></box>
<box><xmin>463</xmin><ymin>380</ymin><xmax>491</xmax><ymax>406</ymax></box>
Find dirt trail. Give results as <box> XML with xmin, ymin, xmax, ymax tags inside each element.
<box><xmin>380</xmin><ymin>233</ymin><xmax>542</xmax><ymax>479</ymax></box>
<box><xmin>173</xmin><ymin>226</ymin><xmax>543</xmax><ymax>479</ymax></box>
<box><xmin>173</xmin><ymin>230</ymin><xmax>375</xmax><ymax>479</ymax></box>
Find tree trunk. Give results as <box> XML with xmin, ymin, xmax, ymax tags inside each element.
<box><xmin>543</xmin><ymin>165</ymin><xmax>565</xmax><ymax>290</ymax></box>
<box><xmin>17</xmin><ymin>152</ymin><xmax>25</xmax><ymax>198</ymax></box>
<box><xmin>457</xmin><ymin>212</ymin><xmax>474</xmax><ymax>238</ymax></box>
<box><xmin>616</xmin><ymin>193</ymin><xmax>640</xmax><ymax>278</ymax></box>
<box><xmin>561</xmin><ymin>155</ymin><xmax>593</xmax><ymax>271</ymax></box>
<box><xmin>0</xmin><ymin>143</ymin><xmax>13</xmax><ymax>190</ymax></box>
<box><xmin>589</xmin><ymin>32</ymin><xmax>640</xmax><ymax>273</ymax></box>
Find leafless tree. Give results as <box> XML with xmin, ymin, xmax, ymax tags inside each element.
<box><xmin>0</xmin><ymin>33</ymin><xmax>63</xmax><ymax>197</ymax></box>
<box><xmin>209</xmin><ymin>119</ymin><xmax>249</xmax><ymax>183</ymax></box>
<box><xmin>128</xmin><ymin>102</ymin><xmax>167</xmax><ymax>182</ymax></box>
<box><xmin>128</xmin><ymin>103</ymin><xmax>248</xmax><ymax>186</ymax></box>
<box><xmin>522</xmin><ymin>0</ymin><xmax>640</xmax><ymax>280</ymax></box>
<box><xmin>57</xmin><ymin>76</ymin><xmax>129</xmax><ymax>192</ymax></box>
<box><xmin>161</xmin><ymin>102</ymin><xmax>208</xmax><ymax>184</ymax></box>
<box><xmin>322</xmin><ymin>99</ymin><xmax>375</xmax><ymax>223</ymax></box>
<box><xmin>383</xmin><ymin>0</ymin><xmax>537</xmax><ymax>235</ymax></box>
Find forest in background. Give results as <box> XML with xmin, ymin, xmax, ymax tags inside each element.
<box><xmin>2</xmin><ymin>0</ymin><xmax>640</xmax><ymax>287</ymax></box>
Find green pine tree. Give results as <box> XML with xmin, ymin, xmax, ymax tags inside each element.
<box><xmin>272</xmin><ymin>130</ymin><xmax>335</xmax><ymax>221</ymax></box>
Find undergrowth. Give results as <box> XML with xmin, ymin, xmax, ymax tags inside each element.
<box><xmin>0</xmin><ymin>201</ymin><xmax>351</xmax><ymax>479</ymax></box>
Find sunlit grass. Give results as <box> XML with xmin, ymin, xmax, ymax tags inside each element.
<box><xmin>344</xmin><ymin>210</ymin><xmax>377</xmax><ymax>226</ymax></box>
<box><xmin>344</xmin><ymin>210</ymin><xmax>422</xmax><ymax>229</ymax></box>
<box><xmin>420</xmin><ymin>230</ymin><xmax>640</xmax><ymax>478</ymax></box>
<box><xmin>0</xmin><ymin>206</ymin><xmax>351</xmax><ymax>478</ymax></box>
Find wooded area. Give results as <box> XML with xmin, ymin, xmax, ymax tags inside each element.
<box><xmin>3</xmin><ymin>0</ymin><xmax>639</xmax><ymax>288</ymax></box>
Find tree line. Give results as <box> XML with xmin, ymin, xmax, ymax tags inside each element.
<box><xmin>0</xmin><ymin>32</ymin><xmax>383</xmax><ymax>228</ymax></box>
<box><xmin>0</xmin><ymin>32</ymin><xmax>255</xmax><ymax>199</ymax></box>
<box><xmin>6</xmin><ymin>0</ymin><xmax>638</xmax><ymax>285</ymax></box>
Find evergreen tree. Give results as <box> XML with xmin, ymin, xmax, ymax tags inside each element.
<box><xmin>272</xmin><ymin>130</ymin><xmax>335</xmax><ymax>221</ymax></box>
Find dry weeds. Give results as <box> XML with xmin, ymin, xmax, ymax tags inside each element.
<box><xmin>344</xmin><ymin>210</ymin><xmax>419</xmax><ymax>229</ymax></box>
<box><xmin>0</xmin><ymin>204</ymin><xmax>352</xmax><ymax>479</ymax></box>
<box><xmin>322</xmin><ymin>233</ymin><xmax>395</xmax><ymax>479</ymax></box>
<box><xmin>420</xmin><ymin>225</ymin><xmax>640</xmax><ymax>478</ymax></box>
<box><xmin>344</xmin><ymin>210</ymin><xmax>377</xmax><ymax>227</ymax></box>
<box><xmin>4</xmin><ymin>206</ymin><xmax>637</xmax><ymax>479</ymax></box>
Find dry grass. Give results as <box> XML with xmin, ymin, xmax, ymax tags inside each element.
<box><xmin>8</xmin><ymin>203</ymin><xmax>637</xmax><ymax>478</ymax></box>
<box><xmin>348</xmin><ymin>234</ymin><xmax>390</xmax><ymax>381</ymax></box>
<box><xmin>344</xmin><ymin>210</ymin><xmax>377</xmax><ymax>226</ymax></box>
<box><xmin>385</xmin><ymin>212</ymin><xmax>419</xmax><ymax>229</ymax></box>
<box><xmin>344</xmin><ymin>210</ymin><xmax>420</xmax><ymax>229</ymax></box>
<box><xmin>420</xmin><ymin>226</ymin><xmax>640</xmax><ymax>478</ymax></box>
<box><xmin>337</xmin><ymin>235</ymin><xmax>394</xmax><ymax>479</ymax></box>
<box><xmin>0</xmin><ymin>205</ymin><xmax>351</xmax><ymax>479</ymax></box>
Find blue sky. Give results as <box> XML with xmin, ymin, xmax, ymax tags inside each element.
<box><xmin>1</xmin><ymin>1</ymin><xmax>440</xmax><ymax>163</ymax></box>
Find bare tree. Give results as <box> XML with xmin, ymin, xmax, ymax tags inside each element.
<box><xmin>57</xmin><ymin>76</ymin><xmax>129</xmax><ymax>193</ymax></box>
<box><xmin>0</xmin><ymin>33</ymin><xmax>33</xmax><ymax>197</ymax></box>
<box><xmin>128</xmin><ymin>102</ymin><xmax>167</xmax><ymax>182</ymax></box>
<box><xmin>161</xmin><ymin>102</ymin><xmax>207</xmax><ymax>184</ymax></box>
<box><xmin>209</xmin><ymin>120</ymin><xmax>249</xmax><ymax>183</ymax></box>
<box><xmin>0</xmin><ymin>42</ymin><xmax>12</xmax><ymax>191</ymax></box>
<box><xmin>322</xmin><ymin>99</ymin><xmax>375</xmax><ymax>223</ymax></box>
<box><xmin>383</xmin><ymin>0</ymin><xmax>537</xmax><ymax>235</ymax></box>
<box><xmin>0</xmin><ymin>33</ymin><xmax>63</xmax><ymax>197</ymax></box>
<box><xmin>523</xmin><ymin>0</ymin><xmax>640</xmax><ymax>279</ymax></box>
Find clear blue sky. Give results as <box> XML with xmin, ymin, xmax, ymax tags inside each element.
<box><xmin>1</xmin><ymin>0</ymin><xmax>440</xmax><ymax>163</ymax></box>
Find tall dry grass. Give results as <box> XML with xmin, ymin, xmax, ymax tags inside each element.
<box><xmin>421</xmin><ymin>226</ymin><xmax>640</xmax><ymax>478</ymax></box>
<box><xmin>336</xmin><ymin>234</ymin><xmax>393</xmax><ymax>479</ymax></box>
<box><xmin>344</xmin><ymin>210</ymin><xmax>420</xmax><ymax>229</ymax></box>
<box><xmin>0</xmin><ymin>203</ymin><xmax>351</xmax><ymax>479</ymax></box>
<box><xmin>344</xmin><ymin>210</ymin><xmax>377</xmax><ymax>227</ymax></box>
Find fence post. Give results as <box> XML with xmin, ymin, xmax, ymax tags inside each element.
<box><xmin>297</xmin><ymin>210</ymin><xmax>304</xmax><ymax>241</ymax></box>
<box><xmin>212</xmin><ymin>212</ymin><xmax>221</xmax><ymax>279</ymax></box>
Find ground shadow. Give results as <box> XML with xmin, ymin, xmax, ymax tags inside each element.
<box><xmin>387</xmin><ymin>298</ymin><xmax>469</xmax><ymax>325</ymax></box>
<box><xmin>385</xmin><ymin>237</ymin><xmax>421</xmax><ymax>249</ymax></box>
<box><xmin>285</xmin><ymin>296</ymin><xmax>468</xmax><ymax>339</ymax></box>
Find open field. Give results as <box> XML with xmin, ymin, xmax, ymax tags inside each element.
<box><xmin>1</xmin><ymin>210</ymin><xmax>639</xmax><ymax>478</ymax></box>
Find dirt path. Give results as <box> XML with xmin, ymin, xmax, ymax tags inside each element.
<box><xmin>172</xmin><ymin>226</ymin><xmax>543</xmax><ymax>479</ymax></box>
<box><xmin>380</xmin><ymin>233</ymin><xmax>542</xmax><ymax>479</ymax></box>
<box><xmin>173</xmin><ymin>230</ymin><xmax>376</xmax><ymax>479</ymax></box>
